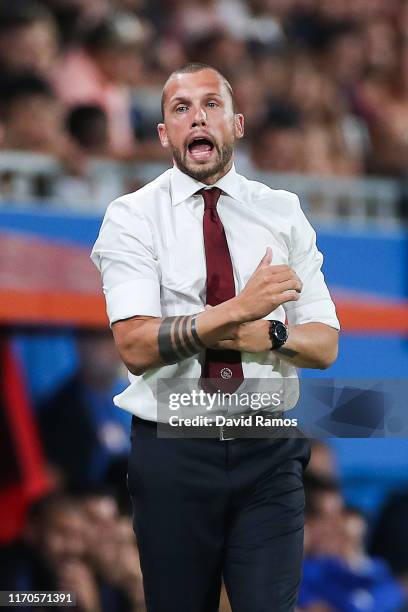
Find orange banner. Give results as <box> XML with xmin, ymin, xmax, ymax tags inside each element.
<box><xmin>0</xmin><ymin>288</ymin><xmax>407</xmax><ymax>333</ymax></box>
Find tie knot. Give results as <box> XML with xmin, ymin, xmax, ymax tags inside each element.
<box><xmin>199</xmin><ymin>187</ymin><xmax>222</xmax><ymax>210</ymax></box>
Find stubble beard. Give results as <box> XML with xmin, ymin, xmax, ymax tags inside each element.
<box><xmin>170</xmin><ymin>140</ymin><xmax>234</xmax><ymax>182</ymax></box>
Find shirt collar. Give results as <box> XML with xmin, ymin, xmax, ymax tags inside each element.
<box><xmin>170</xmin><ymin>163</ymin><xmax>246</xmax><ymax>206</ymax></box>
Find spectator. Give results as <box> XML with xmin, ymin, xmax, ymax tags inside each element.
<box><xmin>230</xmin><ymin>70</ymin><xmax>269</xmax><ymax>138</ymax></box>
<box><xmin>253</xmin><ymin>46</ymin><xmax>293</xmax><ymax>101</ymax></box>
<box><xmin>58</xmin><ymin>104</ymin><xmax>126</xmax><ymax>209</ymax></box>
<box><xmin>38</xmin><ymin>332</ymin><xmax>131</xmax><ymax>490</ymax></box>
<box><xmin>0</xmin><ymin>491</ymin><xmax>145</xmax><ymax>612</ymax></box>
<box><xmin>340</xmin><ymin>506</ymin><xmax>369</xmax><ymax>566</ymax></box>
<box><xmin>299</xmin><ymin>475</ymin><xmax>406</xmax><ymax>612</ymax></box>
<box><xmin>0</xmin><ymin>1</ymin><xmax>59</xmax><ymax>78</ymax></box>
<box><xmin>184</xmin><ymin>30</ymin><xmax>250</xmax><ymax>79</ymax></box>
<box><xmin>370</xmin><ymin>492</ymin><xmax>408</xmax><ymax>593</ymax></box>
<box><xmin>1</xmin><ymin>0</ymin><xmax>408</xmax><ymax>192</ymax></box>
<box><xmin>356</xmin><ymin>34</ymin><xmax>408</xmax><ymax>175</ymax></box>
<box><xmin>0</xmin><ymin>494</ymin><xmax>89</xmax><ymax>592</ymax></box>
<box><xmin>250</xmin><ymin>103</ymin><xmax>305</xmax><ymax>173</ymax></box>
<box><xmin>80</xmin><ymin>490</ymin><xmax>145</xmax><ymax>611</ymax></box>
<box><xmin>0</xmin><ymin>74</ymin><xmax>66</xmax><ymax>155</ymax></box>
<box><xmin>165</xmin><ymin>0</ymin><xmax>228</xmax><ymax>42</ymax></box>
<box><xmin>66</xmin><ymin>104</ymin><xmax>109</xmax><ymax>157</ymax></box>
<box><xmin>320</xmin><ymin>22</ymin><xmax>366</xmax><ymax>89</ymax></box>
<box><xmin>41</xmin><ymin>0</ymin><xmax>111</xmax><ymax>48</ymax></box>
<box><xmin>289</xmin><ymin>55</ymin><xmax>365</xmax><ymax>175</ymax></box>
<box><xmin>304</xmin><ymin>474</ymin><xmax>344</xmax><ymax>558</ymax></box>
<box><xmin>306</xmin><ymin>441</ymin><xmax>338</xmax><ymax>480</ymax></box>
<box><xmin>54</xmin><ymin>14</ymin><xmax>148</xmax><ymax>158</ymax></box>
<box><xmin>364</xmin><ymin>18</ymin><xmax>398</xmax><ymax>77</ymax></box>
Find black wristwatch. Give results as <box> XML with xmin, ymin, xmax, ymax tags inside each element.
<box><xmin>268</xmin><ymin>320</ymin><xmax>288</xmax><ymax>350</ymax></box>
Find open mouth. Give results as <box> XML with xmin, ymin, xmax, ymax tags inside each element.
<box><xmin>187</xmin><ymin>137</ymin><xmax>215</xmax><ymax>162</ymax></box>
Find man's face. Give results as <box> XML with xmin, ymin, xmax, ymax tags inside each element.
<box><xmin>307</xmin><ymin>491</ymin><xmax>344</xmax><ymax>556</ymax></box>
<box><xmin>158</xmin><ymin>69</ymin><xmax>244</xmax><ymax>183</ymax></box>
<box><xmin>0</xmin><ymin>22</ymin><xmax>57</xmax><ymax>75</ymax></box>
<box><xmin>6</xmin><ymin>94</ymin><xmax>62</xmax><ymax>153</ymax></box>
<box><xmin>252</xmin><ymin>126</ymin><xmax>304</xmax><ymax>173</ymax></box>
<box><xmin>40</xmin><ymin>508</ymin><xmax>87</xmax><ymax>567</ymax></box>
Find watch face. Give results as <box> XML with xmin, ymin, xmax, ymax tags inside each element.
<box><xmin>275</xmin><ymin>323</ymin><xmax>288</xmax><ymax>342</ymax></box>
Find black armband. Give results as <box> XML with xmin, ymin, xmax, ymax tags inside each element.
<box><xmin>158</xmin><ymin>315</ymin><xmax>206</xmax><ymax>364</ymax></box>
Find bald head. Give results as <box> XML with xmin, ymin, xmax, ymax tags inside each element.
<box><xmin>161</xmin><ymin>63</ymin><xmax>234</xmax><ymax>119</ymax></box>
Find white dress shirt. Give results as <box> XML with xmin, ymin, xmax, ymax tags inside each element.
<box><xmin>91</xmin><ymin>164</ymin><xmax>340</xmax><ymax>421</ymax></box>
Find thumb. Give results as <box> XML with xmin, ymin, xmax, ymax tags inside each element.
<box><xmin>256</xmin><ymin>246</ymin><xmax>273</xmax><ymax>270</ymax></box>
<box><xmin>204</xmin><ymin>304</ymin><xmax>213</xmax><ymax>310</ymax></box>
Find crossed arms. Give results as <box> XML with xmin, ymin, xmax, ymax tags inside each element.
<box><xmin>112</xmin><ymin>248</ymin><xmax>339</xmax><ymax>377</ymax></box>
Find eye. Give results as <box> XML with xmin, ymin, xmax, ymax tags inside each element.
<box><xmin>176</xmin><ymin>105</ymin><xmax>188</xmax><ymax>113</ymax></box>
<box><xmin>207</xmin><ymin>101</ymin><xmax>218</xmax><ymax>108</ymax></box>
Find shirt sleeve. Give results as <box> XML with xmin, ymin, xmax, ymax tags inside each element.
<box><xmin>90</xmin><ymin>198</ymin><xmax>161</xmax><ymax>325</ymax></box>
<box><xmin>284</xmin><ymin>196</ymin><xmax>340</xmax><ymax>330</ymax></box>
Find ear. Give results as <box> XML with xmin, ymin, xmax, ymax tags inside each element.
<box><xmin>234</xmin><ymin>113</ymin><xmax>244</xmax><ymax>140</ymax></box>
<box><xmin>157</xmin><ymin>123</ymin><xmax>170</xmax><ymax>148</ymax></box>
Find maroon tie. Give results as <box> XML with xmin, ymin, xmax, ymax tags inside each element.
<box><xmin>200</xmin><ymin>187</ymin><xmax>244</xmax><ymax>392</ymax></box>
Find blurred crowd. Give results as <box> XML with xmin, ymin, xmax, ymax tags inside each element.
<box><xmin>4</xmin><ymin>393</ymin><xmax>408</xmax><ymax>612</ymax></box>
<box><xmin>2</xmin><ymin>0</ymin><xmax>408</xmax><ymax>184</ymax></box>
<box><xmin>2</xmin><ymin>337</ymin><xmax>408</xmax><ymax>611</ymax></box>
<box><xmin>2</xmin><ymin>328</ymin><xmax>408</xmax><ymax>611</ymax></box>
<box><xmin>1</xmin><ymin>489</ymin><xmax>145</xmax><ymax>612</ymax></box>
<box><xmin>298</xmin><ymin>444</ymin><xmax>408</xmax><ymax>612</ymax></box>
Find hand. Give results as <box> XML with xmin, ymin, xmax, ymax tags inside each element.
<box><xmin>234</xmin><ymin>247</ymin><xmax>302</xmax><ymax>322</ymax></box>
<box><xmin>56</xmin><ymin>560</ymin><xmax>101</xmax><ymax>612</ymax></box>
<box><xmin>210</xmin><ymin>318</ymin><xmax>272</xmax><ymax>353</ymax></box>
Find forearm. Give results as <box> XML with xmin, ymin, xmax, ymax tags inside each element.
<box><xmin>113</xmin><ymin>254</ymin><xmax>305</xmax><ymax>375</ymax></box>
<box><xmin>113</xmin><ymin>297</ymin><xmax>245</xmax><ymax>376</ymax></box>
<box><xmin>277</xmin><ymin>322</ymin><xmax>339</xmax><ymax>369</ymax></box>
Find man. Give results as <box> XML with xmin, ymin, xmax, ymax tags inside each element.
<box><xmin>39</xmin><ymin>332</ymin><xmax>131</xmax><ymax>491</ymax></box>
<box><xmin>300</xmin><ymin>477</ymin><xmax>406</xmax><ymax>611</ymax></box>
<box><xmin>91</xmin><ymin>63</ymin><xmax>339</xmax><ymax>612</ymax></box>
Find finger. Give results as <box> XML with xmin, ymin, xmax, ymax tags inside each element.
<box><xmin>276</xmin><ymin>278</ymin><xmax>303</xmax><ymax>294</ymax></box>
<box><xmin>277</xmin><ymin>289</ymin><xmax>301</xmax><ymax>303</ymax></box>
<box><xmin>256</xmin><ymin>246</ymin><xmax>273</xmax><ymax>270</ymax></box>
<box><xmin>204</xmin><ymin>304</ymin><xmax>213</xmax><ymax>310</ymax></box>
<box><xmin>267</xmin><ymin>264</ymin><xmax>294</xmax><ymax>275</ymax></box>
<box><xmin>265</xmin><ymin>269</ymin><xmax>299</xmax><ymax>284</ymax></box>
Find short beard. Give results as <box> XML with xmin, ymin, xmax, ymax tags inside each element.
<box><xmin>170</xmin><ymin>141</ymin><xmax>234</xmax><ymax>182</ymax></box>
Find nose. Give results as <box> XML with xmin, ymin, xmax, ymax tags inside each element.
<box><xmin>191</xmin><ymin>105</ymin><xmax>207</xmax><ymax>127</ymax></box>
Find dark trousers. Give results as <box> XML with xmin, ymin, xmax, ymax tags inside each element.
<box><xmin>127</xmin><ymin>416</ymin><xmax>311</xmax><ymax>612</ymax></box>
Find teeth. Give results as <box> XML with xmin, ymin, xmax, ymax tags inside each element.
<box><xmin>189</xmin><ymin>138</ymin><xmax>212</xmax><ymax>149</ymax></box>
